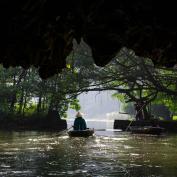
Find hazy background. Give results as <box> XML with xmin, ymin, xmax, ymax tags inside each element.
<box><xmin>66</xmin><ymin>91</ymin><xmax>130</xmax><ymax>129</ymax></box>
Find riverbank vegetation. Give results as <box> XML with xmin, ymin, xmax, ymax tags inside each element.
<box><xmin>67</xmin><ymin>43</ymin><xmax>177</xmax><ymax>121</ymax></box>
<box><xmin>0</xmin><ymin>41</ymin><xmax>177</xmax><ymax>125</ymax></box>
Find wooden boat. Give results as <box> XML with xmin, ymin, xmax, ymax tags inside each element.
<box><xmin>130</xmin><ymin>126</ymin><xmax>165</xmax><ymax>135</ymax></box>
<box><xmin>68</xmin><ymin>129</ymin><xmax>94</xmax><ymax>137</ymax></box>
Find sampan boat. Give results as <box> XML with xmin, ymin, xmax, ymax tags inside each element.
<box><xmin>130</xmin><ymin>126</ymin><xmax>165</xmax><ymax>135</ymax></box>
<box><xmin>68</xmin><ymin>129</ymin><xmax>94</xmax><ymax>137</ymax></box>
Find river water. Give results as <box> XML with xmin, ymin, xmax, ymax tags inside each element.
<box><xmin>0</xmin><ymin>130</ymin><xmax>177</xmax><ymax>177</ymax></box>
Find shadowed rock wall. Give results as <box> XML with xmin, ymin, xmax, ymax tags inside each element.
<box><xmin>0</xmin><ymin>1</ymin><xmax>176</xmax><ymax>78</ymax></box>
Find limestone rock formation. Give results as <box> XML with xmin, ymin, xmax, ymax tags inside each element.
<box><xmin>0</xmin><ymin>1</ymin><xmax>177</xmax><ymax>78</ymax></box>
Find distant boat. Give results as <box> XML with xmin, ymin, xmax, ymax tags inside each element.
<box><xmin>68</xmin><ymin>129</ymin><xmax>94</xmax><ymax>137</ymax></box>
<box><xmin>130</xmin><ymin>126</ymin><xmax>165</xmax><ymax>135</ymax></box>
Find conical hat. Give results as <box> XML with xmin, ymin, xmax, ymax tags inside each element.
<box><xmin>76</xmin><ymin>112</ymin><xmax>82</xmax><ymax>117</ymax></box>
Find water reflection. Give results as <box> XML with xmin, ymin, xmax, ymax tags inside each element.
<box><xmin>0</xmin><ymin>130</ymin><xmax>177</xmax><ymax>176</ymax></box>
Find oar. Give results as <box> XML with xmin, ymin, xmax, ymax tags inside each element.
<box><xmin>67</xmin><ymin>126</ymin><xmax>73</xmax><ymax>131</ymax></box>
<box><xmin>56</xmin><ymin>126</ymin><xmax>73</xmax><ymax>136</ymax></box>
<box><xmin>94</xmin><ymin>129</ymin><xmax>106</xmax><ymax>131</ymax></box>
<box><xmin>125</xmin><ymin>102</ymin><xmax>147</xmax><ymax>131</ymax></box>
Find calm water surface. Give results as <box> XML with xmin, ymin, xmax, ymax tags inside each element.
<box><xmin>0</xmin><ymin>130</ymin><xmax>177</xmax><ymax>177</ymax></box>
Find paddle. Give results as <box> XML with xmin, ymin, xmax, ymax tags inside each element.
<box><xmin>94</xmin><ymin>129</ymin><xmax>106</xmax><ymax>131</ymax></box>
<box><xmin>56</xmin><ymin>126</ymin><xmax>73</xmax><ymax>136</ymax></box>
<box><xmin>125</xmin><ymin>102</ymin><xmax>147</xmax><ymax>131</ymax></box>
<box><xmin>67</xmin><ymin>126</ymin><xmax>73</xmax><ymax>131</ymax></box>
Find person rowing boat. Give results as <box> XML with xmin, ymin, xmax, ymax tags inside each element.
<box><xmin>68</xmin><ymin>112</ymin><xmax>94</xmax><ymax>137</ymax></box>
<box><xmin>73</xmin><ymin>112</ymin><xmax>87</xmax><ymax>130</ymax></box>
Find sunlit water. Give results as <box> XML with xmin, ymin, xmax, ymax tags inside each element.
<box><xmin>0</xmin><ymin>131</ymin><xmax>177</xmax><ymax>177</ymax></box>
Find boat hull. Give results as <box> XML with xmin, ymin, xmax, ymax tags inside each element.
<box><xmin>68</xmin><ymin>129</ymin><xmax>94</xmax><ymax>137</ymax></box>
<box><xmin>130</xmin><ymin>126</ymin><xmax>165</xmax><ymax>135</ymax></box>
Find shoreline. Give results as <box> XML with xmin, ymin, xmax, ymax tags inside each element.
<box><xmin>0</xmin><ymin>114</ymin><xmax>67</xmax><ymax>131</ymax></box>
<box><xmin>114</xmin><ymin>119</ymin><xmax>177</xmax><ymax>133</ymax></box>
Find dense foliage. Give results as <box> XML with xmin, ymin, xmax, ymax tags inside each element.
<box><xmin>0</xmin><ymin>65</ymin><xmax>81</xmax><ymax>118</ymax></box>
<box><xmin>70</xmin><ymin>46</ymin><xmax>177</xmax><ymax>120</ymax></box>
<box><xmin>0</xmin><ymin>41</ymin><xmax>177</xmax><ymax>121</ymax></box>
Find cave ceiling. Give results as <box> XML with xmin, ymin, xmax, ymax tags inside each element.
<box><xmin>0</xmin><ymin>0</ymin><xmax>177</xmax><ymax>78</ymax></box>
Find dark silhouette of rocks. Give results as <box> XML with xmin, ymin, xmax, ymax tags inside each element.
<box><xmin>0</xmin><ymin>1</ymin><xmax>176</xmax><ymax>78</ymax></box>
